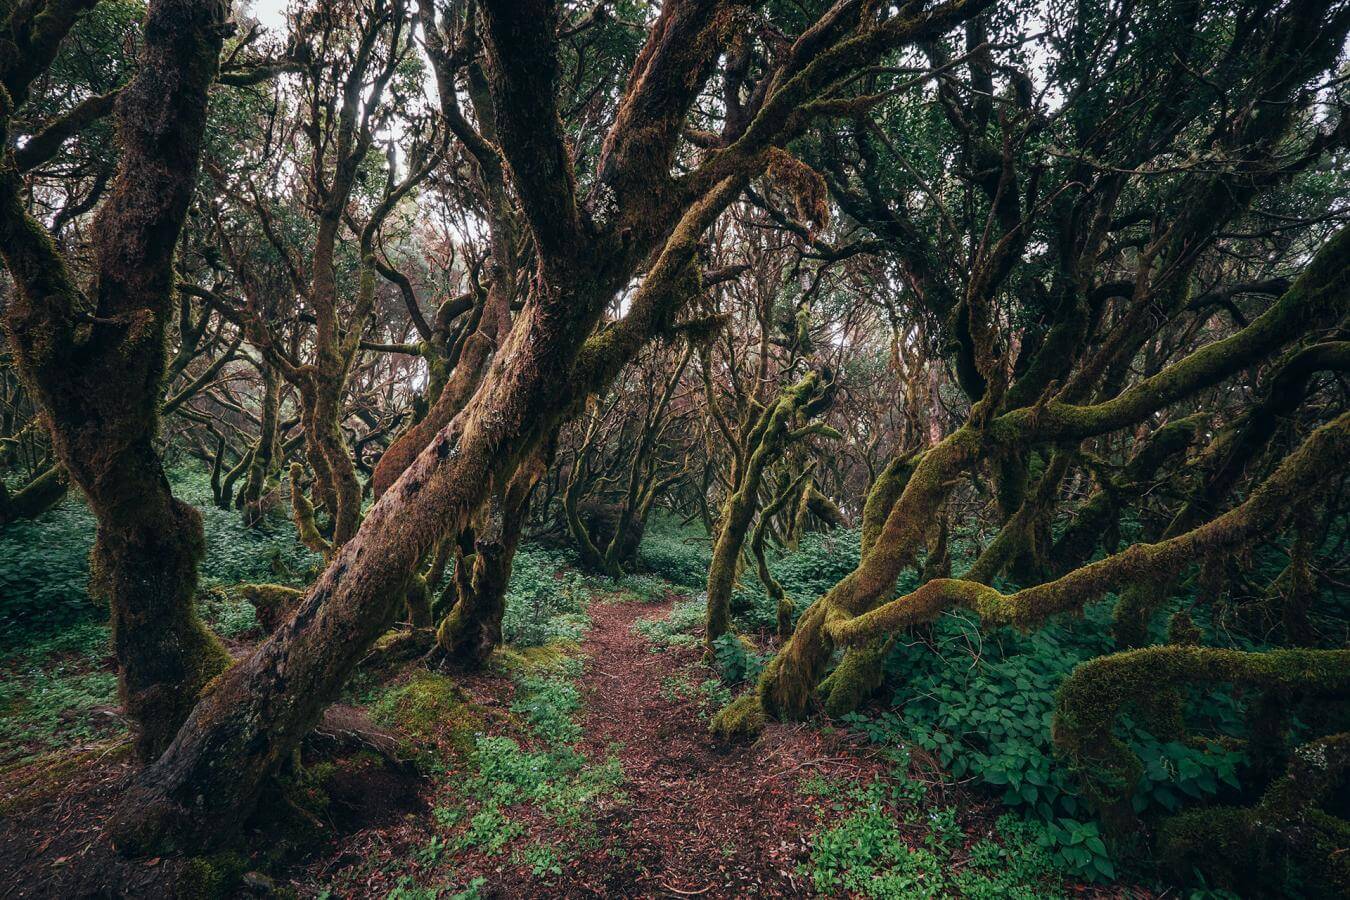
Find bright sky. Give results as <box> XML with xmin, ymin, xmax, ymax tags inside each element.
<box><xmin>243</xmin><ymin>0</ymin><xmax>288</xmax><ymax>33</ymax></box>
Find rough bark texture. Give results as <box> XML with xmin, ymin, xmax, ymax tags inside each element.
<box><xmin>433</xmin><ymin>454</ymin><xmax>542</xmax><ymax>669</ymax></box>
<box><xmin>705</xmin><ymin>372</ymin><xmax>837</xmax><ymax>649</ymax></box>
<box><xmin>0</xmin><ymin>0</ymin><xmax>230</xmax><ymax>761</ymax></box>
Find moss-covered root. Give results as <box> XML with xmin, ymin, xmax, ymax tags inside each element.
<box><xmin>1052</xmin><ymin>646</ymin><xmax>1350</xmax><ymax>838</ymax></box>
<box><xmin>1157</xmin><ymin>733</ymin><xmax>1350</xmax><ymax>899</ymax></box>
<box><xmin>709</xmin><ymin>693</ymin><xmax>767</xmax><ymax>742</ymax></box>
<box><xmin>289</xmin><ymin>463</ymin><xmax>332</xmax><ymax>557</ymax></box>
<box><xmin>0</xmin><ymin>463</ymin><xmax>68</xmax><ymax>526</ymax></box>
<box><xmin>234</xmin><ymin>583</ymin><xmax>304</xmax><ymax>634</ymax></box>
<box><xmin>819</xmin><ymin>641</ymin><xmax>889</xmax><ymax>718</ymax></box>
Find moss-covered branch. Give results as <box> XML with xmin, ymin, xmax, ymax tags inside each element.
<box><xmin>824</xmin><ymin>412</ymin><xmax>1348</xmax><ymax>644</ymax></box>
<box><xmin>1051</xmin><ymin>647</ymin><xmax>1350</xmax><ymax>827</ymax></box>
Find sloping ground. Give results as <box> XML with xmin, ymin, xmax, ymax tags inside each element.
<box><xmin>562</xmin><ymin>598</ymin><xmax>885</xmax><ymax>896</ymax></box>
<box><xmin>0</xmin><ymin>580</ymin><xmax>1139</xmax><ymax>898</ymax></box>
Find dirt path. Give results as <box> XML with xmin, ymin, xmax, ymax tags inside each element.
<box><xmin>560</xmin><ymin>597</ymin><xmax>887</xmax><ymax>898</ymax></box>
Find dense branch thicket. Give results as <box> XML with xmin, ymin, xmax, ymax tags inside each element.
<box><xmin>1</xmin><ymin>0</ymin><xmax>1347</xmax><ymax>893</ymax></box>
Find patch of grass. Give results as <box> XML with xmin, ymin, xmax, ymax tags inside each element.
<box><xmin>512</xmin><ymin>843</ymin><xmax>564</xmax><ymax>878</ymax></box>
<box><xmin>633</xmin><ymin>596</ymin><xmax>704</xmax><ymax>649</ymax></box>
<box><xmin>0</xmin><ymin>622</ymin><xmax>119</xmax><ymax>763</ymax></box>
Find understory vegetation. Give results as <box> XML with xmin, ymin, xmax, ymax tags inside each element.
<box><xmin>2</xmin><ymin>0</ymin><xmax>1348</xmax><ymax>896</ymax></box>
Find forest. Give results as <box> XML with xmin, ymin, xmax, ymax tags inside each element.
<box><xmin>0</xmin><ymin>0</ymin><xmax>1347</xmax><ymax>897</ymax></box>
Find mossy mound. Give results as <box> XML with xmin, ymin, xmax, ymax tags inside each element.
<box><xmin>492</xmin><ymin>641</ymin><xmax>580</xmax><ymax>676</ymax></box>
<box><xmin>176</xmin><ymin>851</ymin><xmax>249</xmax><ymax>900</ymax></box>
<box><xmin>369</xmin><ymin>671</ymin><xmax>487</xmax><ymax>756</ymax></box>
<box><xmin>710</xmin><ymin>693</ymin><xmax>767</xmax><ymax>742</ymax></box>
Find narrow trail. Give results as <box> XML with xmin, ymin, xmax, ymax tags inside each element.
<box><xmin>560</xmin><ymin>596</ymin><xmax>886</xmax><ymax>898</ymax></box>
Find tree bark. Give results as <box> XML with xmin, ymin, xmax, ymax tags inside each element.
<box><xmin>0</xmin><ymin>0</ymin><xmax>231</xmax><ymax>762</ymax></box>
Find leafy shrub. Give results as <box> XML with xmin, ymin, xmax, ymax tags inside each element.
<box><xmin>844</xmin><ymin>598</ymin><xmax>1247</xmax><ymax>882</ymax></box>
<box><xmin>510</xmin><ymin>668</ymin><xmax>583</xmax><ymax>744</ymax></box>
<box><xmin>0</xmin><ymin>621</ymin><xmax>119</xmax><ymax>762</ymax></box>
<box><xmin>636</xmin><ymin>512</ymin><xmax>710</xmax><ymax>588</ymax></box>
<box><xmin>171</xmin><ymin>465</ymin><xmax>322</xmax><ymax>588</ymax></box>
<box><xmin>501</xmin><ymin>547</ymin><xmax>589</xmax><ymax>647</ymax></box>
<box><xmin>710</xmin><ymin>633</ymin><xmax>766</xmax><ymax>685</ymax></box>
<box><xmin>802</xmin><ymin>775</ymin><xmax>1070</xmax><ymax>899</ymax></box>
<box><xmin>633</xmin><ymin>596</ymin><xmax>704</xmax><ymax>649</ymax></box>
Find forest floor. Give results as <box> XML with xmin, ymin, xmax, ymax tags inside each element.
<box><xmin>0</xmin><ymin>581</ymin><xmax>1128</xmax><ymax>899</ymax></box>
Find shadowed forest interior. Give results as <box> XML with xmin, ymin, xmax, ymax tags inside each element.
<box><xmin>1</xmin><ymin>0</ymin><xmax>1348</xmax><ymax>897</ymax></box>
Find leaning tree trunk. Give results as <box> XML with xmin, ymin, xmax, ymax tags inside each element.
<box><xmin>108</xmin><ymin>281</ymin><xmax>606</xmax><ymax>851</ymax></box>
<box><xmin>706</xmin><ymin>372</ymin><xmax>836</xmax><ymax>650</ymax></box>
<box><xmin>0</xmin><ymin>0</ymin><xmax>230</xmax><ymax>762</ymax></box>
<box><xmin>433</xmin><ymin>458</ymin><xmax>540</xmax><ymax>669</ymax></box>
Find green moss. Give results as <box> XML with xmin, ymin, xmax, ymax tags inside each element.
<box><xmin>369</xmin><ymin>671</ymin><xmax>485</xmax><ymax>754</ymax></box>
<box><xmin>709</xmin><ymin>692</ymin><xmax>767</xmax><ymax>741</ymax></box>
<box><xmin>176</xmin><ymin>851</ymin><xmax>248</xmax><ymax>900</ymax></box>
<box><xmin>820</xmin><ymin>642</ymin><xmax>888</xmax><ymax>718</ymax></box>
<box><xmin>492</xmin><ymin>641</ymin><xmax>579</xmax><ymax>675</ymax></box>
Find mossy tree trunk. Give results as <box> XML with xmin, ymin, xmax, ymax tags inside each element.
<box><xmin>705</xmin><ymin>371</ymin><xmax>838</xmax><ymax>651</ymax></box>
<box><xmin>433</xmin><ymin>451</ymin><xmax>544</xmax><ymax>669</ymax></box>
<box><xmin>103</xmin><ymin>0</ymin><xmax>994</xmax><ymax>848</ymax></box>
<box><xmin>0</xmin><ymin>0</ymin><xmax>231</xmax><ymax>762</ymax></box>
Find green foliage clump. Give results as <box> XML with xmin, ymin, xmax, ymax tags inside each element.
<box><xmin>509</xmin><ymin>660</ymin><xmax>584</xmax><ymax>744</ymax></box>
<box><xmin>633</xmin><ymin>596</ymin><xmax>705</xmax><ymax>649</ymax></box>
<box><xmin>710</xmin><ymin>633</ymin><xmax>767</xmax><ymax>685</ymax></box>
<box><xmin>171</xmin><ymin>465</ymin><xmax>322</xmax><ymax>587</ymax></box>
<box><xmin>802</xmin><ymin>777</ymin><xmax>1067</xmax><ymax>899</ymax></box>
<box><xmin>501</xmin><ymin>547</ymin><xmax>589</xmax><ymax>647</ymax></box>
<box><xmin>0</xmin><ymin>496</ymin><xmax>97</xmax><ymax>638</ymax></box>
<box><xmin>846</xmin><ymin>598</ymin><xmax>1246</xmax><ymax>882</ymax></box>
<box><xmin>635</xmin><ymin>512</ymin><xmax>710</xmax><ymax>588</ymax></box>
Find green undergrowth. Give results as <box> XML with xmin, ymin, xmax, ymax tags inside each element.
<box><xmin>500</xmin><ymin>547</ymin><xmax>590</xmax><ymax>647</ymax></box>
<box><xmin>0</xmin><ymin>463</ymin><xmax>320</xmax><ymax>648</ymax></box>
<box><xmin>0</xmin><ymin>620</ymin><xmax>119</xmax><ymax>764</ymax></box>
<box><xmin>845</xmin><ymin>596</ymin><xmax>1251</xmax><ymax>884</ymax></box>
<box><xmin>583</xmin><ymin>569</ymin><xmax>690</xmax><ymax>605</ymax></box>
<box><xmin>633</xmin><ymin>594</ymin><xmax>705</xmax><ymax>649</ymax></box>
<box><xmin>344</xmin><ymin>606</ymin><xmax>624</xmax><ymax>898</ymax></box>
<box><xmin>732</xmin><ymin>528</ymin><xmax>864</xmax><ymax>633</ymax></box>
<box><xmin>0</xmin><ymin>463</ymin><xmax>321</xmax><ymax>765</ymax></box>
<box><xmin>635</xmin><ymin>512</ymin><xmax>711</xmax><ymax>588</ymax></box>
<box><xmin>798</xmin><ymin>754</ymin><xmax>1072</xmax><ymax>899</ymax></box>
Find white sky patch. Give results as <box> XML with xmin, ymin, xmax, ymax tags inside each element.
<box><xmin>242</xmin><ymin>0</ymin><xmax>288</xmax><ymax>33</ymax></box>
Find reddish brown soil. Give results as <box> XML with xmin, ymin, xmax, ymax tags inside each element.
<box><xmin>0</xmin><ymin>594</ymin><xmax>1051</xmax><ymax>899</ymax></box>
<box><xmin>547</xmin><ymin>597</ymin><xmax>891</xmax><ymax>898</ymax></box>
